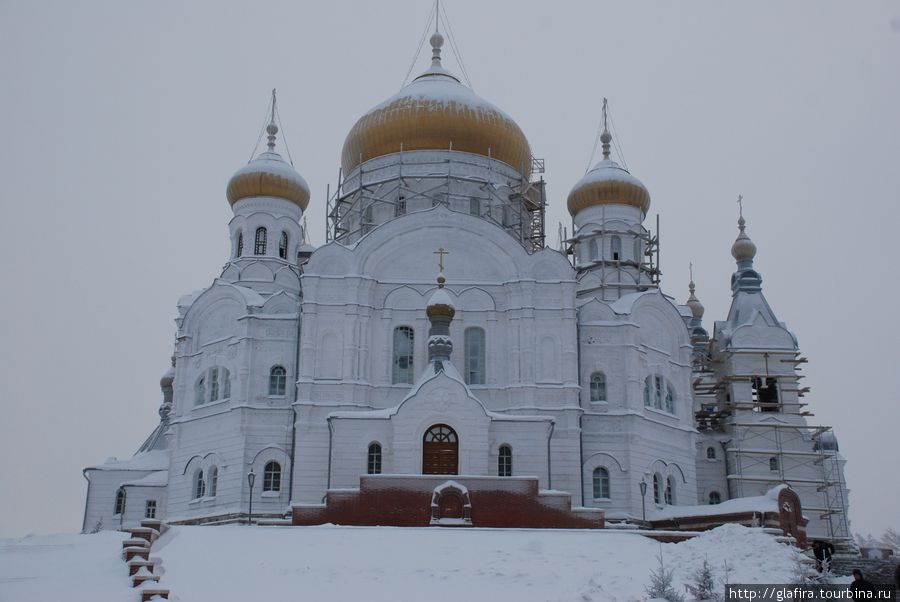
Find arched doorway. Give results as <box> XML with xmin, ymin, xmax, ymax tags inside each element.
<box><xmin>423</xmin><ymin>424</ymin><xmax>458</xmax><ymax>475</ymax></box>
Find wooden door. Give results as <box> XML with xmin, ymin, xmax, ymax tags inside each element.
<box><xmin>423</xmin><ymin>424</ymin><xmax>458</xmax><ymax>475</ymax></box>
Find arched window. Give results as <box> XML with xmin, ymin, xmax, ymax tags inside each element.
<box><xmin>611</xmin><ymin>235</ymin><xmax>622</xmax><ymax>261</ymax></box>
<box><xmin>367</xmin><ymin>443</ymin><xmax>382</xmax><ymax>475</ymax></box>
<box><xmin>665</xmin><ymin>476</ymin><xmax>676</xmax><ymax>505</ymax></box>
<box><xmin>278</xmin><ymin>231</ymin><xmax>288</xmax><ymax>259</ymax></box>
<box><xmin>195</xmin><ymin>376</ymin><xmax>206</xmax><ymax>406</ymax></box>
<box><xmin>222</xmin><ymin>368</ymin><xmax>231</xmax><ymax>399</ymax></box>
<box><xmin>498</xmin><ymin>445</ymin><xmax>512</xmax><ymax>477</ymax></box>
<box><xmin>644</xmin><ymin>375</ymin><xmax>673</xmax><ymax>412</ymax></box>
<box><xmin>589</xmin><ymin>372</ymin><xmax>607</xmax><ymax>402</ymax></box>
<box><xmin>706</xmin><ymin>446</ymin><xmax>717</xmax><ymax>460</ymax></box>
<box><xmin>269</xmin><ymin>366</ymin><xmax>287</xmax><ymax>396</ymax></box>
<box><xmin>665</xmin><ymin>383</ymin><xmax>676</xmax><ymax>414</ymax></box>
<box><xmin>652</xmin><ymin>473</ymin><xmax>662</xmax><ymax>504</ymax></box>
<box><xmin>209</xmin><ymin>367</ymin><xmax>220</xmax><ymax>401</ymax></box>
<box><xmin>464</xmin><ymin>327</ymin><xmax>486</xmax><ymax>385</ymax></box>
<box><xmin>589</xmin><ymin>238</ymin><xmax>599</xmax><ymax>261</ymax></box>
<box><xmin>709</xmin><ymin>491</ymin><xmax>722</xmax><ymax>505</ymax></box>
<box><xmin>263</xmin><ymin>461</ymin><xmax>281</xmax><ymax>492</ymax></box>
<box><xmin>254</xmin><ymin>227</ymin><xmax>267</xmax><ymax>255</ymax></box>
<box><xmin>236</xmin><ymin>231</ymin><xmax>244</xmax><ymax>258</ymax></box>
<box><xmin>469</xmin><ymin>197</ymin><xmax>480</xmax><ymax>217</ymax></box>
<box><xmin>194</xmin><ymin>470</ymin><xmax>205</xmax><ymax>499</ymax></box>
<box><xmin>592</xmin><ymin>467</ymin><xmax>610</xmax><ymax>499</ymax></box>
<box><xmin>114</xmin><ymin>487</ymin><xmax>126</xmax><ymax>515</ymax></box>
<box><xmin>208</xmin><ymin>466</ymin><xmax>218</xmax><ymax>497</ymax></box>
<box><xmin>392</xmin><ymin>326</ymin><xmax>414</xmax><ymax>384</ymax></box>
<box><xmin>769</xmin><ymin>456</ymin><xmax>779</xmax><ymax>472</ymax></box>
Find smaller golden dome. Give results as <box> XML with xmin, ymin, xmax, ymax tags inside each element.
<box><xmin>226</xmin><ymin>124</ymin><xmax>310</xmax><ymax>210</ymax></box>
<box><xmin>686</xmin><ymin>281</ymin><xmax>704</xmax><ymax>319</ymax></box>
<box><xmin>731</xmin><ymin>216</ymin><xmax>757</xmax><ymax>262</ymax></box>
<box><xmin>567</xmin><ymin>159</ymin><xmax>651</xmax><ymax>216</ymax></box>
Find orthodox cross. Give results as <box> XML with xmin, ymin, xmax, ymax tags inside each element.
<box><xmin>434</xmin><ymin>247</ymin><xmax>449</xmax><ymax>272</ymax></box>
<box><xmin>737</xmin><ymin>194</ymin><xmax>744</xmax><ymax>218</ymax></box>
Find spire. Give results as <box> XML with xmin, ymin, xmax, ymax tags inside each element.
<box><xmin>600</xmin><ymin>97</ymin><xmax>612</xmax><ymax>160</ymax></box>
<box><xmin>730</xmin><ymin>195</ymin><xmax>758</xmax><ymax>266</ymax></box>
<box><xmin>266</xmin><ymin>88</ymin><xmax>279</xmax><ymax>152</ymax></box>
<box><xmin>686</xmin><ymin>263</ymin><xmax>705</xmax><ymax>320</ymax></box>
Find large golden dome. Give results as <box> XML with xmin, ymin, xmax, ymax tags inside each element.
<box><xmin>227</xmin><ymin>123</ymin><xmax>310</xmax><ymax>210</ymax></box>
<box><xmin>567</xmin><ymin>158</ymin><xmax>651</xmax><ymax>216</ymax></box>
<box><xmin>341</xmin><ymin>33</ymin><xmax>532</xmax><ymax>179</ymax></box>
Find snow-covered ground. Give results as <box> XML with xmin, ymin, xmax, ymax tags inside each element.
<box><xmin>0</xmin><ymin>524</ymin><xmax>803</xmax><ymax>602</ymax></box>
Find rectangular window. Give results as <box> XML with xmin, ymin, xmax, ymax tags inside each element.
<box><xmin>469</xmin><ymin>197</ymin><xmax>480</xmax><ymax>217</ymax></box>
<box><xmin>464</xmin><ymin>328</ymin><xmax>486</xmax><ymax>385</ymax></box>
<box><xmin>396</xmin><ymin>197</ymin><xmax>406</xmax><ymax>216</ymax></box>
<box><xmin>145</xmin><ymin>500</ymin><xmax>157</xmax><ymax>519</ymax></box>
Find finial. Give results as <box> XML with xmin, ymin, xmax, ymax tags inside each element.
<box><xmin>437</xmin><ymin>275</ymin><xmax>446</xmax><ymax>289</ymax></box>
<box><xmin>600</xmin><ymin>97</ymin><xmax>611</xmax><ymax>160</ymax></box>
<box><xmin>689</xmin><ymin>262</ymin><xmax>695</xmax><ymax>295</ymax></box>
<box><xmin>686</xmin><ymin>262</ymin><xmax>704</xmax><ymax>319</ymax></box>
<box><xmin>266</xmin><ymin>88</ymin><xmax>279</xmax><ymax>152</ymax></box>
<box><xmin>737</xmin><ymin>194</ymin><xmax>745</xmax><ymax>228</ymax></box>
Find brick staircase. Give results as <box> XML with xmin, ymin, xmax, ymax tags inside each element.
<box><xmin>119</xmin><ymin>518</ymin><xmax>171</xmax><ymax>601</ymax></box>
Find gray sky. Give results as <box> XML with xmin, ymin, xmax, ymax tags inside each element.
<box><xmin>0</xmin><ymin>1</ymin><xmax>897</xmax><ymax>539</ymax></box>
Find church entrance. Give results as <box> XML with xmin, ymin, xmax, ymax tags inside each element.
<box><xmin>423</xmin><ymin>424</ymin><xmax>458</xmax><ymax>475</ymax></box>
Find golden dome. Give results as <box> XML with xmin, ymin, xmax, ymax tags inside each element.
<box><xmin>567</xmin><ymin>159</ymin><xmax>651</xmax><ymax>216</ymax></box>
<box><xmin>227</xmin><ymin>124</ymin><xmax>310</xmax><ymax>210</ymax></box>
<box><xmin>341</xmin><ymin>33</ymin><xmax>532</xmax><ymax>179</ymax></box>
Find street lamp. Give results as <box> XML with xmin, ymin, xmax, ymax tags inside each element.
<box><xmin>247</xmin><ymin>468</ymin><xmax>256</xmax><ymax>525</ymax></box>
<box><xmin>639</xmin><ymin>478</ymin><xmax>648</xmax><ymax>524</ymax></box>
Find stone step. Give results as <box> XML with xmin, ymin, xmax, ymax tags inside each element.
<box><xmin>127</xmin><ymin>559</ymin><xmax>157</xmax><ymax>577</ymax></box>
<box><xmin>123</xmin><ymin>546</ymin><xmax>150</xmax><ymax>562</ymax></box>
<box><xmin>139</xmin><ymin>588</ymin><xmax>169</xmax><ymax>601</ymax></box>
<box><xmin>122</xmin><ymin>538</ymin><xmax>150</xmax><ymax>550</ymax></box>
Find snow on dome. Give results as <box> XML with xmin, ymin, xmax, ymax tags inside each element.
<box><xmin>340</xmin><ymin>36</ymin><xmax>532</xmax><ymax>179</ymax></box>
<box><xmin>566</xmin><ymin>159</ymin><xmax>651</xmax><ymax>216</ymax></box>
<box><xmin>226</xmin><ymin>150</ymin><xmax>310</xmax><ymax>210</ymax></box>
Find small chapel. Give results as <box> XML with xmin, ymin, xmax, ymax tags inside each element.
<box><xmin>82</xmin><ymin>17</ymin><xmax>851</xmax><ymax>545</ymax></box>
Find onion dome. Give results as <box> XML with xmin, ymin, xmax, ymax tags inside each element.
<box><xmin>426</xmin><ymin>275</ymin><xmax>456</xmax><ymax>319</ymax></box>
<box><xmin>226</xmin><ymin>121</ymin><xmax>310</xmax><ymax>210</ymax></box>
<box><xmin>341</xmin><ymin>32</ymin><xmax>532</xmax><ymax>179</ymax></box>
<box><xmin>686</xmin><ymin>278</ymin><xmax>705</xmax><ymax>319</ymax></box>
<box><xmin>567</xmin><ymin>112</ymin><xmax>650</xmax><ymax>216</ymax></box>
<box><xmin>731</xmin><ymin>215</ymin><xmax>757</xmax><ymax>262</ymax></box>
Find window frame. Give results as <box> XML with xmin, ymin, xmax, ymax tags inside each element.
<box><xmin>589</xmin><ymin>371</ymin><xmax>607</xmax><ymax>402</ymax></box>
<box><xmin>665</xmin><ymin>475</ymin><xmax>676</xmax><ymax>505</ymax></box>
<box><xmin>145</xmin><ymin>499</ymin><xmax>157</xmax><ymax>519</ymax></box>
<box><xmin>236</xmin><ymin>231</ymin><xmax>244</xmax><ymax>258</ymax></box>
<box><xmin>208</xmin><ymin>466</ymin><xmax>218</xmax><ymax>497</ymax></box>
<box><xmin>464</xmin><ymin>327</ymin><xmax>486</xmax><ymax>385</ymax></box>
<box><xmin>592</xmin><ymin>467</ymin><xmax>610</xmax><ymax>500</ymax></box>
<box><xmin>498</xmin><ymin>444</ymin><xmax>512</xmax><ymax>477</ymax></box>
<box><xmin>278</xmin><ymin>231</ymin><xmax>288</xmax><ymax>259</ymax></box>
<box><xmin>194</xmin><ymin>469</ymin><xmax>205</xmax><ymax>499</ymax></box>
<box><xmin>611</xmin><ymin>235</ymin><xmax>622</xmax><ymax>261</ymax></box>
<box><xmin>263</xmin><ymin>461</ymin><xmax>281</xmax><ymax>492</ymax></box>
<box><xmin>114</xmin><ymin>487</ymin><xmax>126</xmax><ymax>515</ymax></box>
<box><xmin>392</xmin><ymin>326</ymin><xmax>415</xmax><ymax>385</ymax></box>
<box><xmin>708</xmin><ymin>491</ymin><xmax>721</xmax><ymax>505</ymax></box>
<box><xmin>269</xmin><ymin>365</ymin><xmax>287</xmax><ymax>396</ymax></box>
<box><xmin>254</xmin><ymin>227</ymin><xmax>267</xmax><ymax>255</ymax></box>
<box><xmin>367</xmin><ymin>443</ymin><xmax>382</xmax><ymax>475</ymax></box>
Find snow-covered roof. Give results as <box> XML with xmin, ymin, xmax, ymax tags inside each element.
<box><xmin>122</xmin><ymin>470</ymin><xmax>168</xmax><ymax>488</ymax></box>
<box><xmin>649</xmin><ymin>485</ymin><xmax>787</xmax><ymax>521</ymax></box>
<box><xmin>86</xmin><ymin>449</ymin><xmax>169</xmax><ymax>472</ymax></box>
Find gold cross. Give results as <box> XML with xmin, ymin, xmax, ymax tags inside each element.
<box><xmin>434</xmin><ymin>247</ymin><xmax>449</xmax><ymax>271</ymax></box>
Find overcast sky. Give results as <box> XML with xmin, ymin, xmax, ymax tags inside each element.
<box><xmin>0</xmin><ymin>1</ymin><xmax>897</xmax><ymax>539</ymax></box>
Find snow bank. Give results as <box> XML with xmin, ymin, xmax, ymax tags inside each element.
<box><xmin>0</xmin><ymin>524</ymin><xmax>800</xmax><ymax>602</ymax></box>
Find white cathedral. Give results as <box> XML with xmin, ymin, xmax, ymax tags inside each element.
<box><xmin>82</xmin><ymin>28</ymin><xmax>851</xmax><ymax>542</ymax></box>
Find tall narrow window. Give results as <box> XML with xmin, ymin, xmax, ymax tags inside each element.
<box><xmin>194</xmin><ymin>470</ymin><xmax>205</xmax><ymax>499</ymax></box>
<box><xmin>254</xmin><ymin>227</ymin><xmax>267</xmax><ymax>255</ymax></box>
<box><xmin>209</xmin><ymin>367</ymin><xmax>220</xmax><ymax>402</ymax></box>
<box><xmin>145</xmin><ymin>499</ymin><xmax>157</xmax><ymax>519</ymax></box>
<box><xmin>222</xmin><ymin>368</ymin><xmax>231</xmax><ymax>399</ymax></box>
<box><xmin>464</xmin><ymin>327</ymin><xmax>486</xmax><ymax>385</ymax></box>
<box><xmin>396</xmin><ymin>196</ymin><xmax>406</xmax><ymax>216</ymax></box>
<box><xmin>469</xmin><ymin>197</ymin><xmax>480</xmax><ymax>216</ymax></box>
<box><xmin>633</xmin><ymin>238</ymin><xmax>641</xmax><ymax>263</ymax></box>
<box><xmin>367</xmin><ymin>443</ymin><xmax>382</xmax><ymax>475</ymax></box>
<box><xmin>263</xmin><ymin>461</ymin><xmax>281</xmax><ymax>492</ymax></box>
<box><xmin>208</xmin><ymin>466</ymin><xmax>218</xmax><ymax>497</ymax></box>
<box><xmin>269</xmin><ymin>366</ymin><xmax>286</xmax><ymax>396</ymax></box>
<box><xmin>236</xmin><ymin>232</ymin><xmax>244</xmax><ymax>257</ymax></box>
<box><xmin>589</xmin><ymin>238</ymin><xmax>599</xmax><ymax>261</ymax></box>
<box><xmin>363</xmin><ymin>204</ymin><xmax>373</xmax><ymax>228</ymax></box>
<box><xmin>752</xmin><ymin>377</ymin><xmax>780</xmax><ymax>412</ymax></box>
<box><xmin>592</xmin><ymin>467</ymin><xmax>610</xmax><ymax>499</ymax></box>
<box><xmin>655</xmin><ymin>375</ymin><xmax>664</xmax><ymax>410</ymax></box>
<box><xmin>611</xmin><ymin>235</ymin><xmax>622</xmax><ymax>261</ymax></box>
<box><xmin>706</xmin><ymin>446</ymin><xmax>717</xmax><ymax>460</ymax></box>
<box><xmin>665</xmin><ymin>382</ymin><xmax>675</xmax><ymax>414</ymax></box>
<box><xmin>665</xmin><ymin>476</ymin><xmax>676</xmax><ymax>505</ymax></box>
<box><xmin>769</xmin><ymin>456</ymin><xmax>779</xmax><ymax>471</ymax></box>
<box><xmin>498</xmin><ymin>445</ymin><xmax>512</xmax><ymax>477</ymax></box>
<box><xmin>114</xmin><ymin>488</ymin><xmax>126</xmax><ymax>515</ymax></box>
<box><xmin>392</xmin><ymin>326</ymin><xmax>414</xmax><ymax>384</ymax></box>
<box><xmin>195</xmin><ymin>376</ymin><xmax>206</xmax><ymax>406</ymax></box>
<box><xmin>652</xmin><ymin>473</ymin><xmax>661</xmax><ymax>504</ymax></box>
<box><xmin>589</xmin><ymin>372</ymin><xmax>607</xmax><ymax>402</ymax></box>
<box><xmin>708</xmin><ymin>491</ymin><xmax>721</xmax><ymax>505</ymax></box>
<box><xmin>278</xmin><ymin>231</ymin><xmax>288</xmax><ymax>259</ymax></box>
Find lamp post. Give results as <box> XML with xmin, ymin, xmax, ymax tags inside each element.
<box><xmin>247</xmin><ymin>468</ymin><xmax>256</xmax><ymax>525</ymax></box>
<box><xmin>639</xmin><ymin>478</ymin><xmax>648</xmax><ymax>524</ymax></box>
